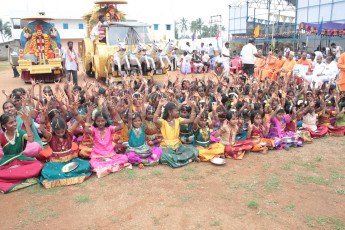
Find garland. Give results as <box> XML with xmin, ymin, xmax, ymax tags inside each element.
<box><xmin>233</xmin><ymin>31</ymin><xmax>297</xmax><ymax>39</ymax></box>
<box><xmin>299</xmin><ymin>23</ymin><xmax>345</xmax><ymax>37</ymax></box>
<box><xmin>30</xmin><ymin>33</ymin><xmax>50</xmax><ymax>59</ymax></box>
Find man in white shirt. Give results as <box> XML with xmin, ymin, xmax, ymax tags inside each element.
<box><xmin>199</xmin><ymin>42</ymin><xmax>206</xmax><ymax>54</ymax></box>
<box><xmin>185</xmin><ymin>42</ymin><xmax>193</xmax><ymax>55</ymax></box>
<box><xmin>62</xmin><ymin>41</ymin><xmax>79</xmax><ymax>85</ymax></box>
<box><xmin>331</xmin><ymin>43</ymin><xmax>343</xmax><ymax>60</ymax></box>
<box><xmin>284</xmin><ymin>45</ymin><xmax>290</xmax><ymax>57</ymax></box>
<box><xmin>201</xmin><ymin>50</ymin><xmax>210</xmax><ymax>72</ymax></box>
<box><xmin>240</xmin><ymin>38</ymin><xmax>263</xmax><ymax>77</ymax></box>
<box><xmin>214</xmin><ymin>50</ymin><xmax>224</xmax><ymax>76</ymax></box>
<box><xmin>221</xmin><ymin>42</ymin><xmax>230</xmax><ymax>77</ymax></box>
<box><xmin>312</xmin><ymin>56</ymin><xmax>338</xmax><ymax>88</ymax></box>
<box><xmin>304</xmin><ymin>56</ymin><xmax>325</xmax><ymax>88</ymax></box>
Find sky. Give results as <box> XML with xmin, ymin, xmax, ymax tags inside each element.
<box><xmin>0</xmin><ymin>0</ymin><xmax>231</xmax><ymax>27</ymax></box>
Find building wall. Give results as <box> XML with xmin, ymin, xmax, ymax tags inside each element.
<box><xmin>60</xmin><ymin>39</ymin><xmax>83</xmax><ymax>55</ymax></box>
<box><xmin>297</xmin><ymin>0</ymin><xmax>345</xmax><ymax>24</ymax></box>
<box><xmin>0</xmin><ymin>40</ymin><xmax>21</xmax><ymax>61</ymax></box>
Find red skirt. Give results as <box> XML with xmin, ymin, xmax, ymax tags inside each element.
<box><xmin>300</xmin><ymin>126</ymin><xmax>328</xmax><ymax>138</ymax></box>
<box><xmin>0</xmin><ymin>159</ymin><xmax>43</xmax><ymax>193</ymax></box>
<box><xmin>37</xmin><ymin>142</ymin><xmax>79</xmax><ymax>162</ymax></box>
<box><xmin>224</xmin><ymin>140</ymin><xmax>253</xmax><ymax>160</ymax></box>
<box><xmin>321</xmin><ymin>125</ymin><xmax>345</xmax><ymax>136</ymax></box>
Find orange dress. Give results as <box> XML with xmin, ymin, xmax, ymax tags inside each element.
<box><xmin>337</xmin><ymin>53</ymin><xmax>345</xmax><ymax>91</ymax></box>
<box><xmin>279</xmin><ymin>59</ymin><xmax>296</xmax><ymax>79</ymax></box>
<box><xmin>254</xmin><ymin>58</ymin><xmax>266</xmax><ymax>79</ymax></box>
<box><xmin>261</xmin><ymin>56</ymin><xmax>277</xmax><ymax>81</ymax></box>
<box><xmin>271</xmin><ymin>58</ymin><xmax>286</xmax><ymax>81</ymax></box>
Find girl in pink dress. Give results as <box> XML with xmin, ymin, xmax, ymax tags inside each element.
<box><xmin>84</xmin><ymin>108</ymin><xmax>130</xmax><ymax>178</ymax></box>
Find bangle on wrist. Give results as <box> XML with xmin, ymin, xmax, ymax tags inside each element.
<box><xmin>28</xmin><ymin>134</ymin><xmax>34</xmax><ymax>138</ymax></box>
<box><xmin>118</xmin><ymin>120</ymin><xmax>123</xmax><ymax>124</ymax></box>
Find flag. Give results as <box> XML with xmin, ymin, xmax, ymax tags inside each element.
<box><xmin>216</xmin><ymin>30</ymin><xmax>220</xmax><ymax>40</ymax></box>
<box><xmin>192</xmin><ymin>33</ymin><xmax>195</xmax><ymax>41</ymax></box>
<box><xmin>317</xmin><ymin>18</ymin><xmax>323</xmax><ymax>36</ymax></box>
<box><xmin>254</xmin><ymin>25</ymin><xmax>260</xmax><ymax>38</ymax></box>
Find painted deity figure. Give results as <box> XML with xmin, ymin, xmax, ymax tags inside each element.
<box><xmin>106</xmin><ymin>5</ymin><xmax>120</xmax><ymax>22</ymax></box>
<box><xmin>29</xmin><ymin>25</ymin><xmax>54</xmax><ymax>64</ymax></box>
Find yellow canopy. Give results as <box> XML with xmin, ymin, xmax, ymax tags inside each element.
<box><xmin>21</xmin><ymin>14</ymin><xmax>55</xmax><ymax>21</ymax></box>
<box><xmin>94</xmin><ymin>0</ymin><xmax>128</xmax><ymax>4</ymax></box>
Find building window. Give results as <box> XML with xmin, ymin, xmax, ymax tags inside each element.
<box><xmin>154</xmin><ymin>24</ymin><xmax>159</xmax><ymax>30</ymax></box>
<box><xmin>51</xmin><ymin>23</ymin><xmax>55</xmax><ymax>27</ymax></box>
<box><xmin>166</xmin><ymin>24</ymin><xmax>171</xmax><ymax>31</ymax></box>
<box><xmin>79</xmin><ymin>24</ymin><xmax>84</xmax><ymax>29</ymax></box>
<box><xmin>63</xmin><ymin>23</ymin><xmax>68</xmax><ymax>29</ymax></box>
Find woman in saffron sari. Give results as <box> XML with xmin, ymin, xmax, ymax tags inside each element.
<box><xmin>0</xmin><ymin>112</ymin><xmax>43</xmax><ymax>193</ymax></box>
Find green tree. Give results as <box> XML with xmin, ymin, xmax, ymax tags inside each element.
<box><xmin>190</xmin><ymin>20</ymin><xmax>198</xmax><ymax>37</ymax></box>
<box><xmin>179</xmin><ymin>17</ymin><xmax>188</xmax><ymax>37</ymax></box>
<box><xmin>195</xmin><ymin>18</ymin><xmax>203</xmax><ymax>36</ymax></box>
<box><xmin>174</xmin><ymin>21</ymin><xmax>179</xmax><ymax>39</ymax></box>
<box><xmin>0</xmin><ymin>18</ymin><xmax>11</xmax><ymax>42</ymax></box>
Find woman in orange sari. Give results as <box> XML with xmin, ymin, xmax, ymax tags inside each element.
<box><xmin>254</xmin><ymin>50</ymin><xmax>266</xmax><ymax>80</ymax></box>
<box><xmin>261</xmin><ymin>51</ymin><xmax>276</xmax><ymax>81</ymax></box>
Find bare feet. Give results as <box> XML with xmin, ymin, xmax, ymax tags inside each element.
<box><xmin>194</xmin><ymin>157</ymin><xmax>201</xmax><ymax>163</ymax></box>
<box><xmin>138</xmin><ymin>163</ymin><xmax>145</xmax><ymax>169</ymax></box>
<box><xmin>262</xmin><ymin>148</ymin><xmax>268</xmax><ymax>154</ymax></box>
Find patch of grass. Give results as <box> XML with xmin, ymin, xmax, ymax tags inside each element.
<box><xmin>110</xmin><ymin>218</ymin><xmax>121</xmax><ymax>223</ymax></box>
<box><xmin>141</xmin><ymin>175</ymin><xmax>151</xmax><ymax>180</ymax></box>
<box><xmin>152</xmin><ymin>170</ymin><xmax>164</xmax><ymax>176</ymax></box>
<box><xmin>247</xmin><ymin>200</ymin><xmax>259</xmax><ymax>209</ymax></box>
<box><xmin>196</xmin><ymin>223</ymin><xmax>202</xmax><ymax>228</ymax></box>
<box><xmin>256</xmin><ymin>208</ymin><xmax>278</xmax><ymax>219</ymax></box>
<box><xmin>227</xmin><ymin>179</ymin><xmax>259</xmax><ymax>193</ymax></box>
<box><xmin>180</xmin><ymin>195</ymin><xmax>192</xmax><ymax>203</ymax></box>
<box><xmin>314</xmin><ymin>156</ymin><xmax>323</xmax><ymax>162</ymax></box>
<box><xmin>304</xmin><ymin>215</ymin><xmax>345</xmax><ymax>229</ymax></box>
<box><xmin>75</xmin><ymin>194</ymin><xmax>92</xmax><ymax>203</ymax></box>
<box><xmin>181</xmin><ymin>174</ymin><xmax>190</xmax><ymax>181</ymax></box>
<box><xmin>330</xmin><ymin>168</ymin><xmax>344</xmax><ymax>180</ymax></box>
<box><xmin>88</xmin><ymin>224</ymin><xmax>98</xmax><ymax>229</ymax></box>
<box><xmin>152</xmin><ymin>216</ymin><xmax>160</xmax><ymax>226</ymax></box>
<box><xmin>128</xmin><ymin>192</ymin><xmax>133</xmax><ymax>196</ymax></box>
<box><xmin>16</xmin><ymin>201</ymin><xmax>59</xmax><ymax>227</ymax></box>
<box><xmin>76</xmin><ymin>182</ymin><xmax>88</xmax><ymax>188</ymax></box>
<box><xmin>266</xmin><ymin>201</ymin><xmax>278</xmax><ymax>207</ymax></box>
<box><xmin>284</xmin><ymin>203</ymin><xmax>296</xmax><ymax>211</ymax></box>
<box><xmin>26</xmin><ymin>184</ymin><xmax>64</xmax><ymax>196</ymax></box>
<box><xmin>184</xmin><ymin>167</ymin><xmax>200</xmax><ymax>174</ymax></box>
<box><xmin>299</xmin><ymin>161</ymin><xmax>316</xmax><ymax>171</ymax></box>
<box><xmin>281</xmin><ymin>163</ymin><xmax>292</xmax><ymax>170</ymax></box>
<box><xmin>263</xmin><ymin>174</ymin><xmax>281</xmax><ymax>192</ymax></box>
<box><xmin>100</xmin><ymin>184</ymin><xmax>107</xmax><ymax>188</ymax></box>
<box><xmin>158</xmin><ymin>202</ymin><xmax>166</xmax><ymax>206</ymax></box>
<box><xmin>263</xmin><ymin>163</ymin><xmax>272</xmax><ymax>172</ymax></box>
<box><xmin>295</xmin><ymin>174</ymin><xmax>332</xmax><ymax>185</ymax></box>
<box><xmin>216</xmin><ymin>192</ymin><xmax>231</xmax><ymax>201</ymax></box>
<box><xmin>335</xmin><ymin>188</ymin><xmax>345</xmax><ymax>195</ymax></box>
<box><xmin>186</xmin><ymin>182</ymin><xmax>197</xmax><ymax>189</ymax></box>
<box><xmin>210</xmin><ymin>220</ymin><xmax>221</xmax><ymax>226</ymax></box>
<box><xmin>122</xmin><ymin>169</ymin><xmax>138</xmax><ymax>179</ymax></box>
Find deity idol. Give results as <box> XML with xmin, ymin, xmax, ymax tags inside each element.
<box><xmin>29</xmin><ymin>25</ymin><xmax>54</xmax><ymax>64</ymax></box>
<box><xmin>105</xmin><ymin>5</ymin><xmax>120</xmax><ymax>22</ymax></box>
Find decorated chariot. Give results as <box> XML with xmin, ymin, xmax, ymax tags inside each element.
<box><xmin>81</xmin><ymin>0</ymin><xmax>177</xmax><ymax>81</ymax></box>
<box><xmin>16</xmin><ymin>14</ymin><xmax>62</xmax><ymax>83</ymax></box>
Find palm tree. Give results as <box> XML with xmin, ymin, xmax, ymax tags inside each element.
<box><xmin>195</xmin><ymin>18</ymin><xmax>203</xmax><ymax>36</ymax></box>
<box><xmin>179</xmin><ymin>17</ymin><xmax>188</xmax><ymax>37</ymax></box>
<box><xmin>190</xmin><ymin>20</ymin><xmax>198</xmax><ymax>37</ymax></box>
<box><xmin>0</xmin><ymin>19</ymin><xmax>12</xmax><ymax>42</ymax></box>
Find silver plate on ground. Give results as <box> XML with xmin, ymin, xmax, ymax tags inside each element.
<box><xmin>8</xmin><ymin>165</ymin><xmax>21</xmax><ymax>169</ymax></box>
<box><xmin>210</xmin><ymin>157</ymin><xmax>226</xmax><ymax>165</ymax></box>
<box><xmin>62</xmin><ymin>162</ymin><xmax>79</xmax><ymax>173</ymax></box>
<box><xmin>122</xmin><ymin>142</ymin><xmax>129</xmax><ymax>146</ymax></box>
<box><xmin>314</xmin><ymin>130</ymin><xmax>321</xmax><ymax>133</ymax></box>
<box><xmin>259</xmin><ymin>142</ymin><xmax>269</xmax><ymax>146</ymax></box>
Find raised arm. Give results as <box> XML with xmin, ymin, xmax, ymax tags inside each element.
<box><xmin>18</xmin><ymin>107</ymin><xmax>34</xmax><ymax>142</ymax></box>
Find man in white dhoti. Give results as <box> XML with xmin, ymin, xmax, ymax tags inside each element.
<box><xmin>304</xmin><ymin>56</ymin><xmax>325</xmax><ymax>88</ymax></box>
<box><xmin>311</xmin><ymin>56</ymin><xmax>338</xmax><ymax>88</ymax></box>
<box><xmin>221</xmin><ymin>42</ymin><xmax>230</xmax><ymax>77</ymax></box>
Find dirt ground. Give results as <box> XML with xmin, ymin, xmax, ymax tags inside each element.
<box><xmin>0</xmin><ymin>61</ymin><xmax>345</xmax><ymax>230</ymax></box>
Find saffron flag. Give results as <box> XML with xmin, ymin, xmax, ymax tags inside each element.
<box><xmin>317</xmin><ymin>18</ymin><xmax>323</xmax><ymax>36</ymax></box>
<box><xmin>216</xmin><ymin>30</ymin><xmax>220</xmax><ymax>40</ymax></box>
<box><xmin>254</xmin><ymin>25</ymin><xmax>260</xmax><ymax>38</ymax></box>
